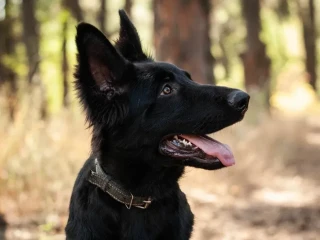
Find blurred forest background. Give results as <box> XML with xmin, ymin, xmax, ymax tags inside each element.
<box><xmin>0</xmin><ymin>0</ymin><xmax>320</xmax><ymax>239</ymax></box>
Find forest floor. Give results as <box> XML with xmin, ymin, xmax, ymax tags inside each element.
<box><xmin>182</xmin><ymin>114</ymin><xmax>320</xmax><ymax>240</ymax></box>
<box><xmin>1</xmin><ymin>111</ymin><xmax>320</xmax><ymax>240</ymax></box>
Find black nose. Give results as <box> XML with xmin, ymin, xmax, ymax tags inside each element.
<box><xmin>227</xmin><ymin>90</ymin><xmax>250</xmax><ymax>113</ymax></box>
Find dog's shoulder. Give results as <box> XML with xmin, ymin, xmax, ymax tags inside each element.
<box><xmin>66</xmin><ymin>158</ymin><xmax>121</xmax><ymax>239</ymax></box>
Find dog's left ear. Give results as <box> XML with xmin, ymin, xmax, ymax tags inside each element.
<box><xmin>115</xmin><ymin>10</ymin><xmax>149</xmax><ymax>62</ymax></box>
<box><xmin>76</xmin><ymin>23</ymin><xmax>128</xmax><ymax>94</ymax></box>
<box><xmin>75</xmin><ymin>23</ymin><xmax>130</xmax><ymax>126</ymax></box>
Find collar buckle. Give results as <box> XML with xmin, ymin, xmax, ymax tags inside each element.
<box><xmin>136</xmin><ymin>197</ymin><xmax>152</xmax><ymax>209</ymax></box>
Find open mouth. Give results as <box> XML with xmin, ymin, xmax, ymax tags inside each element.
<box><xmin>159</xmin><ymin>134</ymin><xmax>235</xmax><ymax>170</ymax></box>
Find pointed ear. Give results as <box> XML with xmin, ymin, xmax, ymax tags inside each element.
<box><xmin>115</xmin><ymin>10</ymin><xmax>149</xmax><ymax>62</ymax></box>
<box><xmin>76</xmin><ymin>22</ymin><xmax>127</xmax><ymax>94</ymax></box>
<box><xmin>75</xmin><ymin>23</ymin><xmax>131</xmax><ymax>126</ymax></box>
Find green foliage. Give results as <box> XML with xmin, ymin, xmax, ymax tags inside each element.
<box><xmin>213</xmin><ymin>0</ymin><xmax>246</xmax><ymax>89</ymax></box>
<box><xmin>36</xmin><ymin>1</ymin><xmax>76</xmax><ymax>113</ymax></box>
<box><xmin>261</xmin><ymin>7</ymin><xmax>303</xmax><ymax>78</ymax></box>
<box><xmin>0</xmin><ymin>0</ymin><xmax>318</xmax><ymax>115</ymax></box>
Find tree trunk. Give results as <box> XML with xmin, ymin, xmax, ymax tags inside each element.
<box><xmin>0</xmin><ymin>213</ymin><xmax>7</xmax><ymax>240</ymax></box>
<box><xmin>124</xmin><ymin>0</ymin><xmax>132</xmax><ymax>16</ymax></box>
<box><xmin>153</xmin><ymin>0</ymin><xmax>214</xmax><ymax>84</ymax></box>
<box><xmin>98</xmin><ymin>0</ymin><xmax>106</xmax><ymax>34</ymax></box>
<box><xmin>277</xmin><ymin>0</ymin><xmax>290</xmax><ymax>20</ymax></box>
<box><xmin>0</xmin><ymin>0</ymin><xmax>18</xmax><ymax>120</ymax></box>
<box><xmin>298</xmin><ymin>0</ymin><xmax>317</xmax><ymax>91</ymax></box>
<box><xmin>218</xmin><ymin>37</ymin><xmax>231</xmax><ymax>79</ymax></box>
<box><xmin>63</xmin><ymin>0</ymin><xmax>83</xmax><ymax>22</ymax></box>
<box><xmin>22</xmin><ymin>0</ymin><xmax>40</xmax><ymax>85</ymax></box>
<box><xmin>0</xmin><ymin>0</ymin><xmax>16</xmax><ymax>84</ymax></box>
<box><xmin>22</xmin><ymin>0</ymin><xmax>47</xmax><ymax>118</ymax></box>
<box><xmin>240</xmin><ymin>0</ymin><xmax>271</xmax><ymax>91</ymax></box>
<box><xmin>62</xmin><ymin>17</ymin><xmax>70</xmax><ymax>107</ymax></box>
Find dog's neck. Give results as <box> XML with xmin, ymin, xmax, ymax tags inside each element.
<box><xmin>96</xmin><ymin>151</ymin><xmax>184</xmax><ymax>199</ymax></box>
<box><xmin>90</xmin><ymin>128</ymin><xmax>185</xmax><ymax>199</ymax></box>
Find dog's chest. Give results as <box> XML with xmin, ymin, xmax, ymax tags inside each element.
<box><xmin>119</xmin><ymin>192</ymin><xmax>194</xmax><ymax>240</ymax></box>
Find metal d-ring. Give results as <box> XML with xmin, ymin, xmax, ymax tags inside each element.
<box><xmin>125</xmin><ymin>193</ymin><xmax>134</xmax><ymax>209</ymax></box>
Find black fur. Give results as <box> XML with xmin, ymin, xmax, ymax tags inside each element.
<box><xmin>66</xmin><ymin>10</ymin><xmax>249</xmax><ymax>240</ymax></box>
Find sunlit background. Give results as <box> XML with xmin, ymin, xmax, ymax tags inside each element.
<box><xmin>0</xmin><ymin>0</ymin><xmax>320</xmax><ymax>239</ymax></box>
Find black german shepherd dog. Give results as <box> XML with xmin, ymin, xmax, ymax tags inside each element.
<box><xmin>66</xmin><ymin>10</ymin><xmax>249</xmax><ymax>240</ymax></box>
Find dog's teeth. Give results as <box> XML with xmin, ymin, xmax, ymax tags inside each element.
<box><xmin>171</xmin><ymin>135</ymin><xmax>195</xmax><ymax>149</ymax></box>
<box><xmin>183</xmin><ymin>139</ymin><xmax>192</xmax><ymax>146</ymax></box>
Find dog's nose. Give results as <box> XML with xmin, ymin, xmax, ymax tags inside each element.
<box><xmin>227</xmin><ymin>90</ymin><xmax>250</xmax><ymax>113</ymax></box>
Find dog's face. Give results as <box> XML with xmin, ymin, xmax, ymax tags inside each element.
<box><xmin>75</xmin><ymin>10</ymin><xmax>249</xmax><ymax>170</ymax></box>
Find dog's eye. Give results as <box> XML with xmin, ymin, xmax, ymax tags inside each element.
<box><xmin>161</xmin><ymin>85</ymin><xmax>172</xmax><ymax>95</ymax></box>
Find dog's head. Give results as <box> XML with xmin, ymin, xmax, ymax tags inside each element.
<box><xmin>75</xmin><ymin>10</ymin><xmax>249</xmax><ymax>171</ymax></box>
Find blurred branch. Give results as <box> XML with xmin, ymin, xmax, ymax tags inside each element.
<box><xmin>63</xmin><ymin>0</ymin><xmax>83</xmax><ymax>22</ymax></box>
<box><xmin>0</xmin><ymin>0</ymin><xmax>15</xmax><ymax>85</ymax></box>
<box><xmin>277</xmin><ymin>0</ymin><xmax>290</xmax><ymax>20</ymax></box>
<box><xmin>22</xmin><ymin>0</ymin><xmax>40</xmax><ymax>85</ymax></box>
<box><xmin>62</xmin><ymin>13</ymin><xmax>70</xmax><ymax>107</ymax></box>
<box><xmin>97</xmin><ymin>0</ymin><xmax>107</xmax><ymax>34</ymax></box>
<box><xmin>124</xmin><ymin>0</ymin><xmax>132</xmax><ymax>16</ymax></box>
<box><xmin>298</xmin><ymin>0</ymin><xmax>317</xmax><ymax>91</ymax></box>
<box><xmin>21</xmin><ymin>0</ymin><xmax>48</xmax><ymax>119</ymax></box>
<box><xmin>0</xmin><ymin>0</ymin><xmax>18</xmax><ymax>120</ymax></box>
<box><xmin>240</xmin><ymin>0</ymin><xmax>271</xmax><ymax>109</ymax></box>
<box><xmin>28</xmin><ymin>60</ymin><xmax>40</xmax><ymax>84</ymax></box>
<box><xmin>240</xmin><ymin>0</ymin><xmax>271</xmax><ymax>89</ymax></box>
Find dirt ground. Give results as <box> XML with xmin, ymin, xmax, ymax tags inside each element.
<box><xmin>181</xmin><ymin>114</ymin><xmax>320</xmax><ymax>240</ymax></box>
<box><xmin>1</xmin><ymin>113</ymin><xmax>320</xmax><ymax>240</ymax></box>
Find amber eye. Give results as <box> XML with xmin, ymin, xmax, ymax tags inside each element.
<box><xmin>161</xmin><ymin>85</ymin><xmax>172</xmax><ymax>95</ymax></box>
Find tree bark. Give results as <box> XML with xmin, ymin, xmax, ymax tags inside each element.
<box><xmin>0</xmin><ymin>0</ymin><xmax>16</xmax><ymax>85</ymax></box>
<box><xmin>240</xmin><ymin>0</ymin><xmax>271</xmax><ymax>91</ymax></box>
<box><xmin>21</xmin><ymin>0</ymin><xmax>47</xmax><ymax>118</ymax></box>
<box><xmin>98</xmin><ymin>0</ymin><xmax>106</xmax><ymax>34</ymax></box>
<box><xmin>277</xmin><ymin>0</ymin><xmax>290</xmax><ymax>20</ymax></box>
<box><xmin>153</xmin><ymin>0</ymin><xmax>214</xmax><ymax>84</ymax></box>
<box><xmin>0</xmin><ymin>213</ymin><xmax>7</xmax><ymax>240</ymax></box>
<box><xmin>62</xmin><ymin>17</ymin><xmax>70</xmax><ymax>107</ymax></box>
<box><xmin>63</xmin><ymin>0</ymin><xmax>83</xmax><ymax>22</ymax></box>
<box><xmin>22</xmin><ymin>0</ymin><xmax>40</xmax><ymax>85</ymax></box>
<box><xmin>298</xmin><ymin>0</ymin><xmax>317</xmax><ymax>91</ymax></box>
<box><xmin>124</xmin><ymin>0</ymin><xmax>132</xmax><ymax>17</ymax></box>
<box><xmin>0</xmin><ymin>0</ymin><xmax>18</xmax><ymax>120</ymax></box>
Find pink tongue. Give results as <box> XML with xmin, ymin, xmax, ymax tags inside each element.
<box><xmin>181</xmin><ymin>135</ymin><xmax>235</xmax><ymax>167</ymax></box>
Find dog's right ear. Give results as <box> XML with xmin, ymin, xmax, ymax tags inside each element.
<box><xmin>116</xmin><ymin>10</ymin><xmax>149</xmax><ymax>62</ymax></box>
